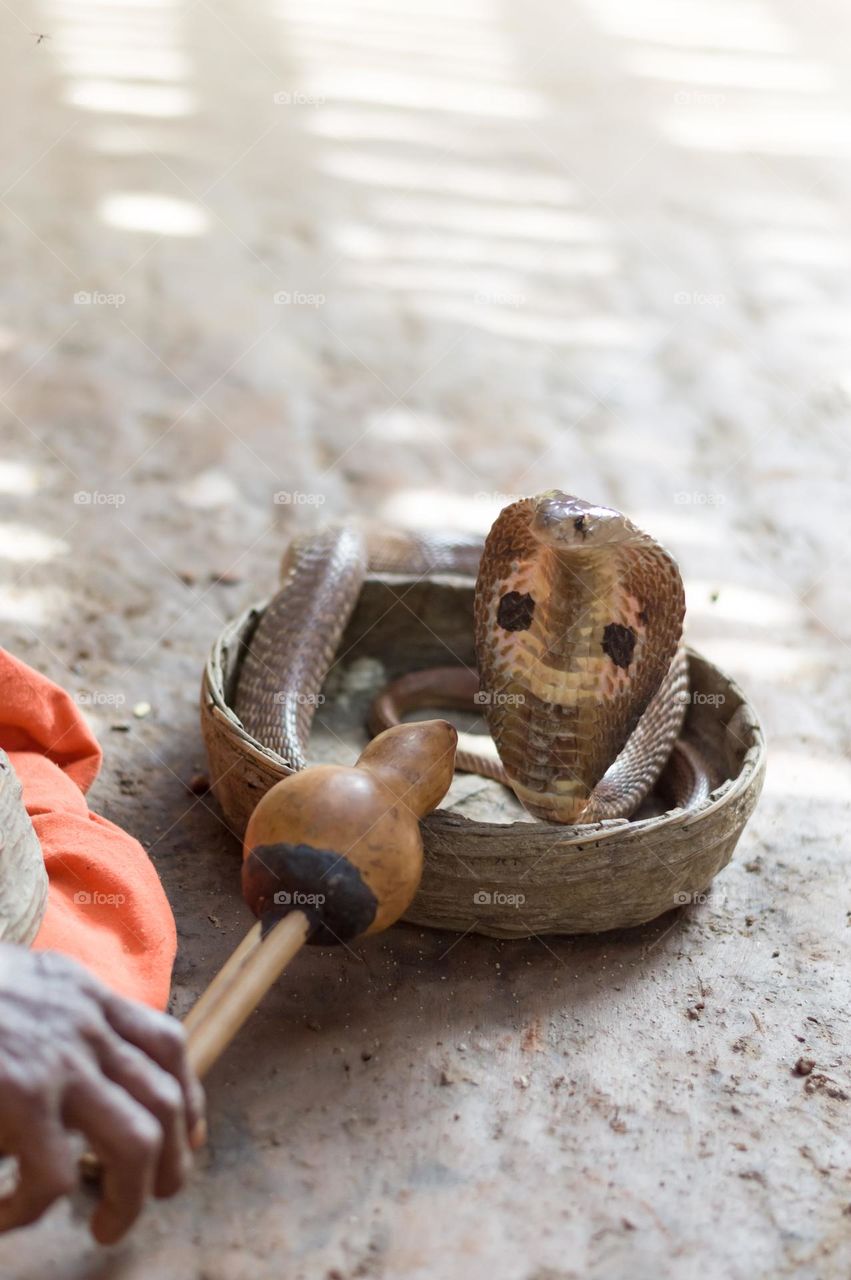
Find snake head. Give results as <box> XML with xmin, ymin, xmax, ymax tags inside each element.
<box><xmin>531</xmin><ymin>492</ymin><xmax>638</xmax><ymax>549</ymax></box>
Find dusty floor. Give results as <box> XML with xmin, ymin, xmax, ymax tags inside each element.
<box><xmin>1</xmin><ymin>0</ymin><xmax>851</xmax><ymax>1276</ymax></box>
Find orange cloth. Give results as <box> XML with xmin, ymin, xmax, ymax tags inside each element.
<box><xmin>0</xmin><ymin>648</ymin><xmax>176</xmax><ymax>1009</ymax></box>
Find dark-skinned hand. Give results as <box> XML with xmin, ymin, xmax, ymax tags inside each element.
<box><xmin>0</xmin><ymin>944</ymin><xmax>205</xmax><ymax>1243</ymax></box>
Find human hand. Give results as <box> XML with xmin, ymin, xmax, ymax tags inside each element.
<box><xmin>0</xmin><ymin>945</ymin><xmax>205</xmax><ymax>1243</ymax></box>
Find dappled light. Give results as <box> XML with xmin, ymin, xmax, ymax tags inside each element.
<box><xmin>0</xmin><ymin>524</ymin><xmax>69</xmax><ymax>564</ymax></box>
<box><xmin>662</xmin><ymin>105</ymin><xmax>851</xmax><ymax>157</ymax></box>
<box><xmin>366</xmin><ymin>408</ymin><xmax>452</xmax><ymax>444</ymax></box>
<box><xmin>764</xmin><ymin>750</ymin><xmax>851</xmax><ymax>799</ymax></box>
<box><xmin>0</xmin><ymin>462</ymin><xmax>38</xmax><ymax>495</ymax></box>
<box><xmin>0</xmin><ymin>587</ymin><xmax>66</xmax><ymax>625</ymax></box>
<box><xmin>51</xmin><ymin>45</ymin><xmax>189</xmax><ymax>81</ymax></box>
<box><xmin>99</xmin><ymin>191</ymin><xmax>208</xmax><ymax>235</ymax></box>
<box><xmin>624</xmin><ymin>48</ymin><xmax>835</xmax><ymax>93</ymax></box>
<box><xmin>271</xmin><ymin>0</ymin><xmax>626</xmax><ymax>348</ymax></box>
<box><xmin>582</xmin><ymin>0</ymin><xmax>792</xmax><ymax>53</ymax></box>
<box><xmin>379</xmin><ymin>487</ymin><xmax>504</xmax><ymax>532</ymax></box>
<box><xmin>66</xmin><ymin>78</ymin><xmax>193</xmax><ymax>117</ymax></box>
<box><xmin>580</xmin><ymin>0</ymin><xmax>846</xmax><ymax>159</ymax></box>
<box><xmin>745</xmin><ymin>230</ymin><xmax>851</xmax><ymax>269</ymax></box>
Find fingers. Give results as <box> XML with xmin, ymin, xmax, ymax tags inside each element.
<box><xmin>0</xmin><ymin>952</ymin><xmax>207</xmax><ymax>1242</ymax></box>
<box><xmin>102</xmin><ymin>999</ymin><xmax>206</xmax><ymax>1145</ymax></box>
<box><xmin>0</xmin><ymin>1122</ymin><xmax>76</xmax><ymax>1232</ymax></box>
<box><xmin>95</xmin><ymin>1040</ymin><xmax>192</xmax><ymax>1199</ymax></box>
<box><xmin>63</xmin><ymin>1073</ymin><xmax>163</xmax><ymax>1245</ymax></box>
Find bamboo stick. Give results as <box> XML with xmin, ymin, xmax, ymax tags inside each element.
<box><xmin>186</xmin><ymin>912</ymin><xmax>311</xmax><ymax>1078</ymax></box>
<box><xmin>182</xmin><ymin>921</ymin><xmax>277</xmax><ymax>1038</ymax></box>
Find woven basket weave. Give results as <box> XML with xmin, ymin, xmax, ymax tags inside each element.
<box><xmin>201</xmin><ymin>573</ymin><xmax>765</xmax><ymax>938</ymax></box>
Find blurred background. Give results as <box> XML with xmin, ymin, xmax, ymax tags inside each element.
<box><xmin>1</xmin><ymin>0</ymin><xmax>847</xmax><ymax>678</ymax></box>
<box><xmin>1</xmin><ymin>1</ymin><xmax>849</xmax><ymax>1277</ymax></box>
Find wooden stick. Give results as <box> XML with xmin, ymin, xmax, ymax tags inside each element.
<box><xmin>186</xmin><ymin>911</ymin><xmax>312</xmax><ymax>1078</ymax></box>
<box><xmin>182</xmin><ymin>922</ymin><xmax>273</xmax><ymax>1038</ymax></box>
<box><xmin>79</xmin><ymin>911</ymin><xmax>312</xmax><ymax>1188</ymax></box>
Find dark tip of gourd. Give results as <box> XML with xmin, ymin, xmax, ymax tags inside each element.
<box><xmin>244</xmin><ymin>842</ymin><xmax>378</xmax><ymax>945</ymax></box>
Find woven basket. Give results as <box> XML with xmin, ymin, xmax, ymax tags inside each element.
<box><xmin>201</xmin><ymin>573</ymin><xmax>765</xmax><ymax>937</ymax></box>
<box><xmin>0</xmin><ymin>749</ymin><xmax>47</xmax><ymax>946</ymax></box>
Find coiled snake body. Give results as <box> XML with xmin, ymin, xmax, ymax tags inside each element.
<box><xmin>235</xmin><ymin>493</ymin><xmax>709</xmax><ymax>824</ymax></box>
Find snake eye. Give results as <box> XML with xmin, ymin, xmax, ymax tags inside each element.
<box><xmin>573</xmin><ymin>515</ymin><xmax>586</xmax><ymax>535</ymax></box>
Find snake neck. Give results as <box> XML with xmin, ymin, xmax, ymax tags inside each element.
<box><xmin>525</xmin><ymin>545</ymin><xmax>629</xmax><ymax>698</ymax></box>
<box><xmin>541</xmin><ymin>545</ymin><xmax>613</xmax><ymax>656</ymax></box>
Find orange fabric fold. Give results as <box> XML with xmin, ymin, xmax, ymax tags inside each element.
<box><xmin>0</xmin><ymin>648</ymin><xmax>176</xmax><ymax>1009</ymax></box>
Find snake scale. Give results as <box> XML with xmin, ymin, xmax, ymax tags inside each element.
<box><xmin>234</xmin><ymin>493</ymin><xmax>710</xmax><ymax>824</ymax></box>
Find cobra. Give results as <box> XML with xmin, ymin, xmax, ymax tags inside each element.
<box><xmin>234</xmin><ymin>493</ymin><xmax>709</xmax><ymax>824</ymax></box>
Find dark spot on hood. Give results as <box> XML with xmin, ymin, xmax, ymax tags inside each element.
<box><xmin>497</xmin><ymin>591</ymin><xmax>535</xmax><ymax>632</ymax></box>
<box><xmin>602</xmin><ymin>622</ymin><xmax>636</xmax><ymax>669</ymax></box>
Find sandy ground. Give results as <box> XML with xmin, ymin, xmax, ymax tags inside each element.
<box><xmin>1</xmin><ymin>0</ymin><xmax>850</xmax><ymax>1276</ymax></box>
